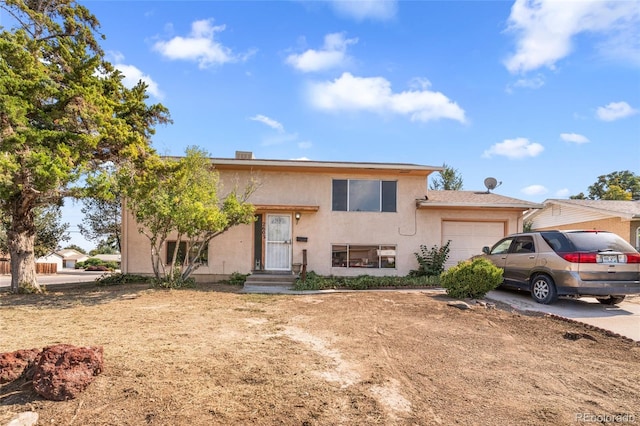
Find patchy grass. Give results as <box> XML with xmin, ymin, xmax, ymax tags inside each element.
<box><xmin>1</xmin><ymin>284</ymin><xmax>639</xmax><ymax>425</ymax></box>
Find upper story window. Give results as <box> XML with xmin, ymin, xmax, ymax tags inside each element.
<box><xmin>332</xmin><ymin>179</ymin><xmax>397</xmax><ymax>212</ymax></box>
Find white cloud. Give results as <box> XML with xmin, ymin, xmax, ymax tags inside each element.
<box><xmin>329</xmin><ymin>0</ymin><xmax>397</xmax><ymax>21</ymax></box>
<box><xmin>114</xmin><ymin>64</ymin><xmax>163</xmax><ymax>100</ymax></box>
<box><xmin>560</xmin><ymin>133</ymin><xmax>589</xmax><ymax>144</ymax></box>
<box><xmin>482</xmin><ymin>137</ymin><xmax>544</xmax><ymax>159</ymax></box>
<box><xmin>504</xmin><ymin>0</ymin><xmax>640</xmax><ymax>73</ymax></box>
<box><xmin>286</xmin><ymin>32</ymin><xmax>358</xmax><ymax>73</ymax></box>
<box><xmin>522</xmin><ymin>185</ymin><xmax>548</xmax><ymax>196</ymax></box>
<box><xmin>291</xmin><ymin>157</ymin><xmax>311</xmax><ymax>161</ymax></box>
<box><xmin>555</xmin><ymin>188</ymin><xmax>571</xmax><ymax>197</ymax></box>
<box><xmin>596</xmin><ymin>101</ymin><xmax>638</xmax><ymax>121</ymax></box>
<box><xmin>153</xmin><ymin>19</ymin><xmax>254</xmax><ymax>69</ymax></box>
<box><xmin>298</xmin><ymin>141</ymin><xmax>313</xmax><ymax>149</ymax></box>
<box><xmin>506</xmin><ymin>75</ymin><xmax>545</xmax><ymax>93</ymax></box>
<box><xmin>307</xmin><ymin>72</ymin><xmax>466</xmax><ymax>123</ymax></box>
<box><xmin>105</xmin><ymin>52</ymin><xmax>163</xmax><ymax>99</ymax></box>
<box><xmin>250</xmin><ymin>114</ymin><xmax>284</xmax><ymax>132</ymax></box>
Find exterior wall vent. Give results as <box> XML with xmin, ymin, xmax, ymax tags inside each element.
<box><xmin>235</xmin><ymin>151</ymin><xmax>254</xmax><ymax>160</ymax></box>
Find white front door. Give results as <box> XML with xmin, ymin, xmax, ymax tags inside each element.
<box><xmin>265</xmin><ymin>214</ymin><xmax>292</xmax><ymax>270</ymax></box>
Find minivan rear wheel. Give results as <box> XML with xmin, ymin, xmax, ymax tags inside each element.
<box><xmin>596</xmin><ymin>296</ymin><xmax>626</xmax><ymax>305</ymax></box>
<box><xmin>531</xmin><ymin>275</ymin><xmax>558</xmax><ymax>304</ymax></box>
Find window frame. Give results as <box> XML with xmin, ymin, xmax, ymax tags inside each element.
<box><xmin>166</xmin><ymin>241</ymin><xmax>209</xmax><ymax>266</ymax></box>
<box><xmin>332</xmin><ymin>179</ymin><xmax>397</xmax><ymax>212</ymax></box>
<box><xmin>331</xmin><ymin>244</ymin><xmax>397</xmax><ymax>269</ymax></box>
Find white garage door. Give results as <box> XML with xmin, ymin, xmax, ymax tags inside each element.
<box><xmin>442</xmin><ymin>221</ymin><xmax>505</xmax><ymax>268</ymax></box>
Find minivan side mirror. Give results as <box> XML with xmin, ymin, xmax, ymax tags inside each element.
<box><xmin>482</xmin><ymin>246</ymin><xmax>490</xmax><ymax>254</ymax></box>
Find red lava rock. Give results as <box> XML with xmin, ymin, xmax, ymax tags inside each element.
<box><xmin>32</xmin><ymin>344</ymin><xmax>104</xmax><ymax>401</ymax></box>
<box><xmin>0</xmin><ymin>348</ymin><xmax>41</xmax><ymax>384</ymax></box>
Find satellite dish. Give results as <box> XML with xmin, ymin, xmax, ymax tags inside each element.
<box><xmin>484</xmin><ymin>177</ymin><xmax>499</xmax><ymax>192</ymax></box>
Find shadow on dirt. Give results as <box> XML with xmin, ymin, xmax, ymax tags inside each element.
<box><xmin>0</xmin><ymin>377</ymin><xmax>41</xmax><ymax>407</ymax></box>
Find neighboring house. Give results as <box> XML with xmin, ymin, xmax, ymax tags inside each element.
<box><xmin>56</xmin><ymin>248</ymin><xmax>90</xmax><ymax>269</ymax></box>
<box><xmin>526</xmin><ymin>199</ymin><xmax>640</xmax><ymax>250</ymax></box>
<box><xmin>121</xmin><ymin>153</ymin><xmax>541</xmax><ymax>281</ymax></box>
<box><xmin>36</xmin><ymin>252</ymin><xmax>64</xmax><ymax>272</ymax></box>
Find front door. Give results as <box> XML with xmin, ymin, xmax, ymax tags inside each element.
<box><xmin>265</xmin><ymin>214</ymin><xmax>292</xmax><ymax>271</ymax></box>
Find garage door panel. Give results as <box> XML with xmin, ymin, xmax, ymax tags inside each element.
<box><xmin>443</xmin><ymin>221</ymin><xmax>505</xmax><ymax>268</ymax></box>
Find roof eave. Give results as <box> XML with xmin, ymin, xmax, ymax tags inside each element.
<box><xmin>544</xmin><ymin>199</ymin><xmax>638</xmax><ymax>220</ymax></box>
<box><xmin>416</xmin><ymin>201</ymin><xmax>544</xmax><ymax>210</ymax></box>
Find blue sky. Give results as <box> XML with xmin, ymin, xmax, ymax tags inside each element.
<box><xmin>5</xmin><ymin>0</ymin><xmax>639</xmax><ymax>250</ymax></box>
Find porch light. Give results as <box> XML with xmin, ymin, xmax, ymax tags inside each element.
<box><xmin>295</xmin><ymin>212</ymin><xmax>301</xmax><ymax>223</ymax></box>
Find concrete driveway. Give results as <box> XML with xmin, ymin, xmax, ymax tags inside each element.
<box><xmin>487</xmin><ymin>288</ymin><xmax>640</xmax><ymax>342</ymax></box>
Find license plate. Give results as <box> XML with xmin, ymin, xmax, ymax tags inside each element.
<box><xmin>600</xmin><ymin>254</ymin><xmax>618</xmax><ymax>263</ymax></box>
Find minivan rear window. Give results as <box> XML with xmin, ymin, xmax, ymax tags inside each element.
<box><xmin>542</xmin><ymin>231</ymin><xmax>637</xmax><ymax>253</ymax></box>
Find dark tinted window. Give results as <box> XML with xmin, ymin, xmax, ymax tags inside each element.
<box><xmin>381</xmin><ymin>181</ymin><xmax>397</xmax><ymax>212</ymax></box>
<box><xmin>540</xmin><ymin>232</ymin><xmax>571</xmax><ymax>252</ymax></box>
<box><xmin>512</xmin><ymin>236</ymin><xmax>535</xmax><ymax>253</ymax></box>
<box><xmin>332</xmin><ymin>179</ymin><xmax>397</xmax><ymax>212</ymax></box>
<box><xmin>167</xmin><ymin>241</ymin><xmax>187</xmax><ymax>263</ymax></box>
<box><xmin>332</xmin><ymin>180</ymin><xmax>347</xmax><ymax>211</ymax></box>
<box><xmin>563</xmin><ymin>231</ymin><xmax>637</xmax><ymax>252</ymax></box>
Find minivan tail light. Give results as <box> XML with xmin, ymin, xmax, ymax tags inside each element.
<box><xmin>561</xmin><ymin>253</ymin><xmax>597</xmax><ymax>263</ymax></box>
<box><xmin>626</xmin><ymin>253</ymin><xmax>640</xmax><ymax>263</ymax></box>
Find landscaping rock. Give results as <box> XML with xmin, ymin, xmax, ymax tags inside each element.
<box><xmin>447</xmin><ymin>301</ymin><xmax>472</xmax><ymax>310</ymax></box>
<box><xmin>32</xmin><ymin>344</ymin><xmax>104</xmax><ymax>401</ymax></box>
<box><xmin>0</xmin><ymin>349</ymin><xmax>40</xmax><ymax>384</ymax></box>
<box><xmin>6</xmin><ymin>411</ymin><xmax>39</xmax><ymax>426</ymax></box>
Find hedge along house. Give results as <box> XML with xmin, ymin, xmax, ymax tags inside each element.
<box><xmin>121</xmin><ymin>152</ymin><xmax>542</xmax><ymax>282</ymax></box>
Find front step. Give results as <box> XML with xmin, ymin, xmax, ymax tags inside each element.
<box><xmin>243</xmin><ymin>272</ymin><xmax>297</xmax><ymax>288</ymax></box>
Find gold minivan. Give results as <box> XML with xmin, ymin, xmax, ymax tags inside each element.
<box><xmin>479</xmin><ymin>230</ymin><xmax>640</xmax><ymax>304</ymax></box>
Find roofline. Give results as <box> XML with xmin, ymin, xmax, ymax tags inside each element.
<box><xmin>416</xmin><ymin>200</ymin><xmax>544</xmax><ymax>210</ymax></box>
<box><xmin>163</xmin><ymin>156</ymin><xmax>443</xmax><ymax>176</ymax></box>
<box><xmin>537</xmin><ymin>199</ymin><xmax>639</xmax><ymax>220</ymax></box>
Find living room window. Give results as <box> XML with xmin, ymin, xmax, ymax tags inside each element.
<box><xmin>332</xmin><ymin>179</ymin><xmax>397</xmax><ymax>212</ymax></box>
<box><xmin>331</xmin><ymin>245</ymin><xmax>396</xmax><ymax>269</ymax></box>
<box><xmin>166</xmin><ymin>241</ymin><xmax>208</xmax><ymax>265</ymax></box>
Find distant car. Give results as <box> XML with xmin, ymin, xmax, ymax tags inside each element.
<box><xmin>85</xmin><ymin>265</ymin><xmax>111</xmax><ymax>271</ymax></box>
<box><xmin>477</xmin><ymin>230</ymin><xmax>640</xmax><ymax>305</ymax></box>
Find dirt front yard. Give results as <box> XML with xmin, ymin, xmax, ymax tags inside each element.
<box><xmin>1</xmin><ymin>284</ymin><xmax>639</xmax><ymax>425</ymax></box>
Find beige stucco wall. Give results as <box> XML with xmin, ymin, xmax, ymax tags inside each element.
<box><xmin>122</xmin><ymin>168</ymin><xmax>525</xmax><ymax>280</ymax></box>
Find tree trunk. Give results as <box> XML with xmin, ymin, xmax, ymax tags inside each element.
<box><xmin>7</xmin><ymin>202</ymin><xmax>40</xmax><ymax>293</ymax></box>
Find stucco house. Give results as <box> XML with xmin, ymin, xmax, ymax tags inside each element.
<box><xmin>36</xmin><ymin>252</ymin><xmax>64</xmax><ymax>272</ymax></box>
<box><xmin>56</xmin><ymin>248</ymin><xmax>90</xmax><ymax>269</ymax></box>
<box><xmin>121</xmin><ymin>153</ymin><xmax>541</xmax><ymax>281</ymax></box>
<box><xmin>526</xmin><ymin>199</ymin><xmax>640</xmax><ymax>250</ymax></box>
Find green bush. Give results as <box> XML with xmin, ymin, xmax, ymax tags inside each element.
<box><xmin>221</xmin><ymin>272</ymin><xmax>250</xmax><ymax>286</ymax></box>
<box><xmin>409</xmin><ymin>241</ymin><xmax>451</xmax><ymax>277</ymax></box>
<box><xmin>153</xmin><ymin>269</ymin><xmax>196</xmax><ymax>289</ymax></box>
<box><xmin>440</xmin><ymin>258</ymin><xmax>503</xmax><ymax>299</ymax></box>
<box><xmin>76</xmin><ymin>257</ymin><xmax>118</xmax><ymax>271</ymax></box>
<box><xmin>95</xmin><ymin>273</ymin><xmax>153</xmax><ymax>286</ymax></box>
<box><xmin>293</xmin><ymin>272</ymin><xmax>440</xmax><ymax>291</ymax></box>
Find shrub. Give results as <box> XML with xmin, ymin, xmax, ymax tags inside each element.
<box><xmin>153</xmin><ymin>269</ymin><xmax>196</xmax><ymax>289</ymax></box>
<box><xmin>293</xmin><ymin>272</ymin><xmax>441</xmax><ymax>291</ymax></box>
<box><xmin>409</xmin><ymin>241</ymin><xmax>451</xmax><ymax>277</ymax></box>
<box><xmin>221</xmin><ymin>272</ymin><xmax>250</xmax><ymax>286</ymax></box>
<box><xmin>95</xmin><ymin>273</ymin><xmax>153</xmax><ymax>286</ymax></box>
<box><xmin>76</xmin><ymin>258</ymin><xmax>118</xmax><ymax>271</ymax></box>
<box><xmin>440</xmin><ymin>258</ymin><xmax>503</xmax><ymax>299</ymax></box>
